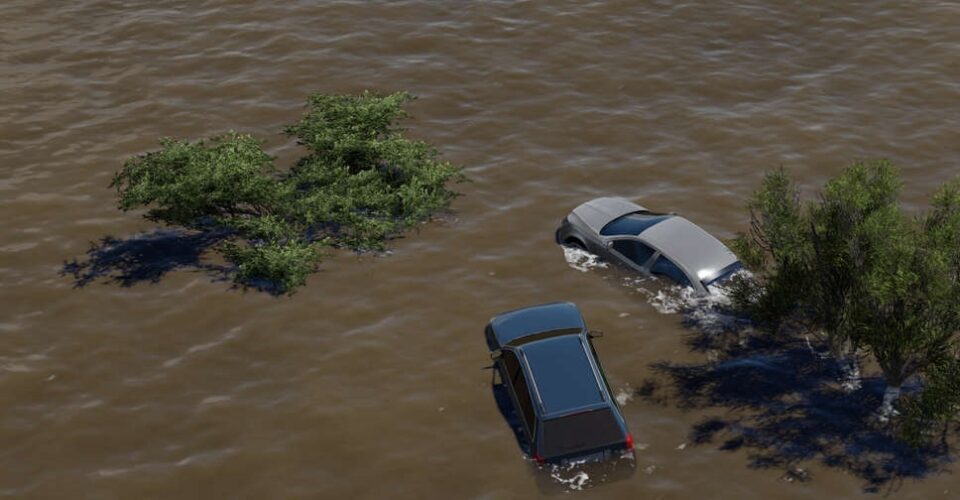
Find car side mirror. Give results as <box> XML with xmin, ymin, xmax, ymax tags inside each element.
<box><xmin>489</xmin><ymin>349</ymin><xmax>502</xmax><ymax>361</ymax></box>
<box><xmin>588</xmin><ymin>330</ymin><xmax>604</xmax><ymax>339</ymax></box>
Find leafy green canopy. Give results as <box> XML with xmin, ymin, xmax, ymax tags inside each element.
<box><xmin>111</xmin><ymin>91</ymin><xmax>464</xmax><ymax>293</ymax></box>
<box><xmin>731</xmin><ymin>161</ymin><xmax>960</xmax><ymax>443</ymax></box>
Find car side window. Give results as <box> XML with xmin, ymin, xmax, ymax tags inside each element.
<box><xmin>611</xmin><ymin>240</ymin><xmax>656</xmax><ymax>268</ymax></box>
<box><xmin>651</xmin><ymin>256</ymin><xmax>692</xmax><ymax>287</ymax></box>
<box><xmin>502</xmin><ymin>350</ymin><xmax>537</xmax><ymax>437</ymax></box>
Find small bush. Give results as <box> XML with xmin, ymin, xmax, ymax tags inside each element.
<box><xmin>111</xmin><ymin>91</ymin><xmax>464</xmax><ymax>294</ymax></box>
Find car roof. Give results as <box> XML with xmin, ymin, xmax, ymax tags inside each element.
<box><xmin>571</xmin><ymin>197</ymin><xmax>647</xmax><ymax>234</ymax></box>
<box><xmin>639</xmin><ymin>216</ymin><xmax>739</xmax><ymax>282</ymax></box>
<box><xmin>488</xmin><ymin>302</ymin><xmax>585</xmax><ymax>349</ymax></box>
<box><xmin>518</xmin><ymin>334</ymin><xmax>607</xmax><ymax>417</ymax></box>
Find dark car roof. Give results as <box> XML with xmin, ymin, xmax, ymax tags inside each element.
<box><xmin>487</xmin><ymin>302</ymin><xmax>586</xmax><ymax>349</ymax></box>
<box><xmin>519</xmin><ymin>334</ymin><xmax>606</xmax><ymax>417</ymax></box>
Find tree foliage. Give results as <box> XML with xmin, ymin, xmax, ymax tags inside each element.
<box><xmin>110</xmin><ymin>91</ymin><xmax>464</xmax><ymax>294</ymax></box>
<box><xmin>731</xmin><ymin>161</ymin><xmax>960</xmax><ymax>442</ymax></box>
<box><xmin>899</xmin><ymin>352</ymin><xmax>960</xmax><ymax>445</ymax></box>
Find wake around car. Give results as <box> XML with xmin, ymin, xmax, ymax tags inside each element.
<box><xmin>556</xmin><ymin>197</ymin><xmax>741</xmax><ymax>294</ymax></box>
<box><xmin>485</xmin><ymin>302</ymin><xmax>634</xmax><ymax>465</ymax></box>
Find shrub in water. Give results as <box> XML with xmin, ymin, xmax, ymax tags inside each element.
<box><xmin>111</xmin><ymin>91</ymin><xmax>464</xmax><ymax>294</ymax></box>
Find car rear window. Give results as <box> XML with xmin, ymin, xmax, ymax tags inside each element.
<box><xmin>541</xmin><ymin>408</ymin><xmax>623</xmax><ymax>458</ymax></box>
<box><xmin>599</xmin><ymin>213</ymin><xmax>672</xmax><ymax>236</ymax></box>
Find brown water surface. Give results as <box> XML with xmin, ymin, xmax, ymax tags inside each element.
<box><xmin>2</xmin><ymin>1</ymin><xmax>960</xmax><ymax>498</ymax></box>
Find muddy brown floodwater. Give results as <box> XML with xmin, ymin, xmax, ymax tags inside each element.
<box><xmin>2</xmin><ymin>1</ymin><xmax>960</xmax><ymax>498</ymax></box>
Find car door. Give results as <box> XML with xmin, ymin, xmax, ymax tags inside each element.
<box><xmin>649</xmin><ymin>254</ymin><xmax>694</xmax><ymax>289</ymax></box>
<box><xmin>605</xmin><ymin>238</ymin><xmax>658</xmax><ymax>272</ymax></box>
<box><xmin>499</xmin><ymin>349</ymin><xmax>538</xmax><ymax>449</ymax></box>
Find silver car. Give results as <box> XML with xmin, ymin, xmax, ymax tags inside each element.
<box><xmin>556</xmin><ymin>197</ymin><xmax>741</xmax><ymax>295</ymax></box>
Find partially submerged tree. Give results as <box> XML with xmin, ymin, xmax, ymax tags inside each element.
<box><xmin>729</xmin><ymin>168</ymin><xmax>811</xmax><ymax>331</ymax></box>
<box><xmin>111</xmin><ymin>91</ymin><xmax>464</xmax><ymax>293</ymax></box>
<box><xmin>730</xmin><ymin>164</ymin><xmax>901</xmax><ymax>382</ymax></box>
<box><xmin>731</xmin><ymin>161</ymin><xmax>960</xmax><ymax>438</ymax></box>
<box><xmin>899</xmin><ymin>351</ymin><xmax>960</xmax><ymax>446</ymax></box>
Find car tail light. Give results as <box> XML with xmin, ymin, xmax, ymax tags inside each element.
<box><xmin>624</xmin><ymin>432</ymin><xmax>634</xmax><ymax>451</ymax></box>
<box><xmin>532</xmin><ymin>453</ymin><xmax>546</xmax><ymax>464</ymax></box>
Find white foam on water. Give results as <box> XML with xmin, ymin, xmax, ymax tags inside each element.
<box><xmin>199</xmin><ymin>395</ymin><xmax>232</xmax><ymax>405</ymax></box>
<box><xmin>162</xmin><ymin>327</ymin><xmax>242</xmax><ymax>369</ymax></box>
<box><xmin>551</xmin><ymin>470</ymin><xmax>589</xmax><ymax>491</ymax></box>
<box><xmin>840</xmin><ymin>361</ymin><xmax>863</xmax><ymax>392</ymax></box>
<box><xmin>95</xmin><ymin>468</ymin><xmax>130</xmax><ymax>478</ymax></box>
<box><xmin>615</xmin><ymin>384</ymin><xmax>634</xmax><ymax>406</ymax></box>
<box><xmin>561</xmin><ymin>246</ymin><xmax>750</xmax><ymax>334</ymax></box>
<box><xmin>621</xmin><ymin>274</ymin><xmax>656</xmax><ymax>292</ymax></box>
<box><xmin>806</xmin><ymin>335</ymin><xmax>864</xmax><ymax>391</ymax></box>
<box><xmin>561</xmin><ymin>246</ymin><xmax>607</xmax><ymax>273</ymax></box>
<box><xmin>642</xmin><ymin>272</ymin><xmax>751</xmax><ymax>335</ymax></box>
<box><xmin>0</xmin><ymin>361</ymin><xmax>32</xmax><ymax>373</ymax></box>
<box><xmin>547</xmin><ymin>460</ymin><xmax>591</xmax><ymax>491</ymax></box>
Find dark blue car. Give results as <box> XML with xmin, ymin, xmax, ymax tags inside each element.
<box><xmin>485</xmin><ymin>302</ymin><xmax>634</xmax><ymax>465</ymax></box>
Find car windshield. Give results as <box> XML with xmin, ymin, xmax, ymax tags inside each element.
<box><xmin>505</xmin><ymin>327</ymin><xmax>582</xmax><ymax>347</ymax></box>
<box><xmin>703</xmin><ymin>261</ymin><xmax>743</xmax><ymax>287</ymax></box>
<box><xmin>599</xmin><ymin>212</ymin><xmax>672</xmax><ymax>236</ymax></box>
<box><xmin>541</xmin><ymin>408</ymin><xmax>623</xmax><ymax>458</ymax></box>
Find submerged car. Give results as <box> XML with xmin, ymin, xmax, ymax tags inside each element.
<box><xmin>485</xmin><ymin>302</ymin><xmax>634</xmax><ymax>465</ymax></box>
<box><xmin>556</xmin><ymin>197</ymin><xmax>741</xmax><ymax>294</ymax></box>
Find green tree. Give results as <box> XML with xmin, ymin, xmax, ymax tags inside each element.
<box><xmin>110</xmin><ymin>91</ymin><xmax>464</xmax><ymax>294</ymax></box>
<box><xmin>899</xmin><ymin>352</ymin><xmax>960</xmax><ymax>445</ymax></box>
<box><xmin>731</xmin><ymin>163</ymin><xmax>901</xmax><ymax>382</ymax></box>
<box><xmin>732</xmin><ymin>161</ymin><xmax>960</xmax><ymax>434</ymax></box>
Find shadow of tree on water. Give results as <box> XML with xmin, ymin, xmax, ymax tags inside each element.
<box><xmin>61</xmin><ymin>229</ymin><xmax>232</xmax><ymax>289</ymax></box>
<box><xmin>639</xmin><ymin>331</ymin><xmax>954</xmax><ymax>494</ymax></box>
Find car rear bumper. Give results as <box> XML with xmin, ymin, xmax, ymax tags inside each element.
<box><xmin>546</xmin><ymin>445</ymin><xmax>635</xmax><ymax>466</ymax></box>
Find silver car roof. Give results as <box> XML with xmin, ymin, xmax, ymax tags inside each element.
<box><xmin>640</xmin><ymin>216</ymin><xmax>738</xmax><ymax>283</ymax></box>
<box><xmin>571</xmin><ymin>197</ymin><xmax>648</xmax><ymax>234</ymax></box>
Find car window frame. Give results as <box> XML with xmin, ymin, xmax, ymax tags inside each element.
<box><xmin>605</xmin><ymin>236</ymin><xmax>658</xmax><ymax>270</ymax></box>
